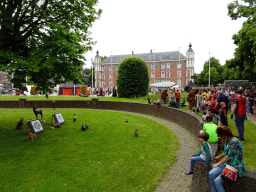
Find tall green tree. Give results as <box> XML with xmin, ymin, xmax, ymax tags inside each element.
<box><xmin>0</xmin><ymin>0</ymin><xmax>102</xmax><ymax>96</ymax></box>
<box><xmin>195</xmin><ymin>57</ymin><xmax>224</xmax><ymax>86</ymax></box>
<box><xmin>117</xmin><ymin>57</ymin><xmax>149</xmax><ymax>98</ymax></box>
<box><xmin>226</xmin><ymin>0</ymin><xmax>256</xmax><ymax>81</ymax></box>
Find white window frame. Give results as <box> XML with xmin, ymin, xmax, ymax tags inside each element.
<box><xmin>177</xmin><ymin>62</ymin><xmax>181</xmax><ymax>69</ymax></box>
<box><xmin>167</xmin><ymin>63</ymin><xmax>170</xmax><ymax>69</ymax></box>
<box><xmin>151</xmin><ymin>71</ymin><xmax>155</xmax><ymax>78</ymax></box>
<box><xmin>161</xmin><ymin>71</ymin><xmax>165</xmax><ymax>78</ymax></box>
<box><xmin>151</xmin><ymin>64</ymin><xmax>155</xmax><ymax>69</ymax></box>
<box><xmin>166</xmin><ymin>71</ymin><xmax>170</xmax><ymax>78</ymax></box>
<box><xmin>177</xmin><ymin>71</ymin><xmax>181</xmax><ymax>77</ymax></box>
<box><xmin>109</xmin><ymin>72</ymin><xmax>112</xmax><ymax>79</ymax></box>
<box><xmin>161</xmin><ymin>63</ymin><xmax>165</xmax><ymax>69</ymax></box>
<box><xmin>190</xmin><ymin>69</ymin><xmax>194</xmax><ymax>76</ymax></box>
<box><xmin>109</xmin><ymin>65</ymin><xmax>112</xmax><ymax>71</ymax></box>
<box><xmin>102</xmin><ymin>73</ymin><xmax>105</xmax><ymax>79</ymax></box>
<box><xmin>102</xmin><ymin>66</ymin><xmax>105</xmax><ymax>71</ymax></box>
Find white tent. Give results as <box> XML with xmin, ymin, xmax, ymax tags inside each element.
<box><xmin>150</xmin><ymin>82</ymin><xmax>176</xmax><ymax>88</ymax></box>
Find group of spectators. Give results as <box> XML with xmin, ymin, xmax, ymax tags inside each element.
<box><xmin>184</xmin><ymin>86</ymin><xmax>256</xmax><ymax>191</ymax></box>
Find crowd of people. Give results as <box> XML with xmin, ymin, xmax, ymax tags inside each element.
<box><xmin>183</xmin><ymin>86</ymin><xmax>256</xmax><ymax>191</ymax></box>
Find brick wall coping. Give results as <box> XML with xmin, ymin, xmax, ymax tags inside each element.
<box><xmin>0</xmin><ymin>98</ymin><xmax>255</xmax><ymax>191</ymax></box>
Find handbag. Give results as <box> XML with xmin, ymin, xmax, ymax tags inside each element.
<box><xmin>221</xmin><ymin>164</ymin><xmax>238</xmax><ymax>182</ymax></box>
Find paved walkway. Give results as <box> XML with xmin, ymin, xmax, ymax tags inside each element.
<box><xmin>101</xmin><ymin>110</ymin><xmax>199</xmax><ymax>192</ymax></box>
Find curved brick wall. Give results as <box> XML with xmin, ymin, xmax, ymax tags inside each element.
<box><xmin>0</xmin><ymin>98</ymin><xmax>255</xmax><ymax>191</ymax></box>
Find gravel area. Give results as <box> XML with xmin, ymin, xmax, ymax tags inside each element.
<box><xmin>99</xmin><ymin>110</ymin><xmax>200</xmax><ymax>192</ymax></box>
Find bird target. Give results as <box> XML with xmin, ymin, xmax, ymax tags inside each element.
<box><xmin>52</xmin><ymin>113</ymin><xmax>65</xmax><ymax>124</ymax></box>
<box><xmin>27</xmin><ymin>119</ymin><xmax>44</xmax><ymax>134</ymax></box>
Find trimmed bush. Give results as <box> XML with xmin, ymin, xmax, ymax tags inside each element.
<box><xmin>80</xmin><ymin>85</ymin><xmax>88</xmax><ymax>95</ymax></box>
<box><xmin>30</xmin><ymin>86</ymin><xmax>38</xmax><ymax>95</ymax></box>
<box><xmin>117</xmin><ymin>57</ymin><xmax>150</xmax><ymax>98</ymax></box>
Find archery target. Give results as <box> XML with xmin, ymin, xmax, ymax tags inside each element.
<box><xmin>53</xmin><ymin>113</ymin><xmax>65</xmax><ymax>124</ymax></box>
<box><xmin>27</xmin><ymin>119</ymin><xmax>44</xmax><ymax>134</ymax></box>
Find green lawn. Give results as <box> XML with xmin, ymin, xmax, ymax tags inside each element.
<box><xmin>0</xmin><ymin>109</ymin><xmax>179</xmax><ymax>192</ymax></box>
<box><xmin>0</xmin><ymin>95</ymin><xmax>149</xmax><ymax>103</ymax></box>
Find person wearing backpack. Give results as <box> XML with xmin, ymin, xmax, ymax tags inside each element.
<box><xmin>231</xmin><ymin>89</ymin><xmax>247</xmax><ymax>141</ymax></box>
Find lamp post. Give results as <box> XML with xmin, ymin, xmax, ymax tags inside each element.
<box><xmin>209</xmin><ymin>52</ymin><xmax>211</xmax><ymax>87</ymax></box>
<box><xmin>111</xmin><ymin>51</ymin><xmax>113</xmax><ymax>89</ymax></box>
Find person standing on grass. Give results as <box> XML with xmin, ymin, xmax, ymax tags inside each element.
<box><xmin>175</xmin><ymin>89</ymin><xmax>180</xmax><ymax>108</ymax></box>
<box><xmin>185</xmin><ymin>131</ymin><xmax>212</xmax><ymax>175</ymax></box>
<box><xmin>231</xmin><ymin>89</ymin><xmax>246</xmax><ymax>141</ymax></box>
<box><xmin>219</xmin><ymin>102</ymin><xmax>228</xmax><ymax>126</ymax></box>
<box><xmin>215</xmin><ymin>90</ymin><xmax>229</xmax><ymax>122</ymax></box>
<box><xmin>249</xmin><ymin>92</ymin><xmax>254</xmax><ymax>115</ymax></box>
<box><xmin>209</xmin><ymin>126</ymin><xmax>245</xmax><ymax>192</ymax></box>
<box><xmin>161</xmin><ymin>90</ymin><xmax>168</xmax><ymax>105</ymax></box>
<box><xmin>196</xmin><ymin>90</ymin><xmax>203</xmax><ymax>114</ymax></box>
<box><xmin>187</xmin><ymin>89</ymin><xmax>196</xmax><ymax>112</ymax></box>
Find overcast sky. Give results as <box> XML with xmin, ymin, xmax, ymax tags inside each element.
<box><xmin>83</xmin><ymin>0</ymin><xmax>246</xmax><ymax>74</ymax></box>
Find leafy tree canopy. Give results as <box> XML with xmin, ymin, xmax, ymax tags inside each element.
<box><xmin>195</xmin><ymin>57</ymin><xmax>224</xmax><ymax>86</ymax></box>
<box><xmin>0</xmin><ymin>0</ymin><xmax>102</xmax><ymax>97</ymax></box>
<box><xmin>226</xmin><ymin>0</ymin><xmax>256</xmax><ymax>81</ymax></box>
<box><xmin>117</xmin><ymin>57</ymin><xmax>149</xmax><ymax>98</ymax></box>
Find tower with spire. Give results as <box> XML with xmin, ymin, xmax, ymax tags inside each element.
<box><xmin>186</xmin><ymin>43</ymin><xmax>195</xmax><ymax>85</ymax></box>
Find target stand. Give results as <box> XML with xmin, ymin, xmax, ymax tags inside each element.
<box><xmin>26</xmin><ymin>119</ymin><xmax>44</xmax><ymax>134</ymax></box>
<box><xmin>52</xmin><ymin>113</ymin><xmax>65</xmax><ymax>125</ymax></box>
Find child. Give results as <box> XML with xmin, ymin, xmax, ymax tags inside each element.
<box><xmin>201</xmin><ymin>96</ymin><xmax>208</xmax><ymax>115</ymax></box>
<box><xmin>219</xmin><ymin>102</ymin><xmax>228</xmax><ymax>126</ymax></box>
<box><xmin>185</xmin><ymin>131</ymin><xmax>212</xmax><ymax>175</ymax></box>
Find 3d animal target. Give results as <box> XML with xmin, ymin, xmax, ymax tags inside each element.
<box><xmin>53</xmin><ymin>113</ymin><xmax>65</xmax><ymax>124</ymax></box>
<box><xmin>27</xmin><ymin>119</ymin><xmax>44</xmax><ymax>134</ymax></box>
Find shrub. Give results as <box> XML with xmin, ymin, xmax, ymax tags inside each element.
<box><xmin>30</xmin><ymin>86</ymin><xmax>38</xmax><ymax>95</ymax></box>
<box><xmin>117</xmin><ymin>57</ymin><xmax>150</xmax><ymax>98</ymax></box>
<box><xmin>80</xmin><ymin>85</ymin><xmax>88</xmax><ymax>95</ymax></box>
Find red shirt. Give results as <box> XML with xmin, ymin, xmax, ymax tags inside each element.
<box><xmin>175</xmin><ymin>92</ymin><xmax>180</xmax><ymax>99</ymax></box>
<box><xmin>162</xmin><ymin>92</ymin><xmax>168</xmax><ymax>98</ymax></box>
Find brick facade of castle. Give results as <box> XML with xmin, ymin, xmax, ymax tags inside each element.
<box><xmin>94</xmin><ymin>43</ymin><xmax>195</xmax><ymax>88</ymax></box>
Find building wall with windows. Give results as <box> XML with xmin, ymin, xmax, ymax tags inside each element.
<box><xmin>94</xmin><ymin>43</ymin><xmax>195</xmax><ymax>88</ymax></box>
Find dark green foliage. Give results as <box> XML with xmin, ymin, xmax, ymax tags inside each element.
<box><xmin>117</xmin><ymin>57</ymin><xmax>150</xmax><ymax>98</ymax></box>
<box><xmin>0</xmin><ymin>0</ymin><xmax>102</xmax><ymax>97</ymax></box>
<box><xmin>225</xmin><ymin>0</ymin><xmax>256</xmax><ymax>81</ymax></box>
<box><xmin>194</xmin><ymin>57</ymin><xmax>224</xmax><ymax>86</ymax></box>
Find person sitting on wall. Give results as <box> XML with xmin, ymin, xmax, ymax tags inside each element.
<box><xmin>203</xmin><ymin>116</ymin><xmax>218</xmax><ymax>156</ymax></box>
<box><xmin>185</xmin><ymin>131</ymin><xmax>212</xmax><ymax>175</ymax></box>
<box><xmin>209</xmin><ymin>126</ymin><xmax>246</xmax><ymax>192</ymax></box>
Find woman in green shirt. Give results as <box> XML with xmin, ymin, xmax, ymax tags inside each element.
<box><xmin>209</xmin><ymin>126</ymin><xmax>245</xmax><ymax>192</ymax></box>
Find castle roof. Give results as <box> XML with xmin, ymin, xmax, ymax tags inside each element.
<box><xmin>187</xmin><ymin>43</ymin><xmax>194</xmax><ymax>52</ymax></box>
<box><xmin>101</xmin><ymin>51</ymin><xmax>186</xmax><ymax>64</ymax></box>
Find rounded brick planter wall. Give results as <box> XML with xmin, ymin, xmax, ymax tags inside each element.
<box><xmin>0</xmin><ymin>98</ymin><xmax>255</xmax><ymax>191</ymax></box>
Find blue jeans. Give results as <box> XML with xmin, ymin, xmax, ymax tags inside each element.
<box><xmin>209</xmin><ymin>164</ymin><xmax>225</xmax><ymax>192</ymax></box>
<box><xmin>235</xmin><ymin>114</ymin><xmax>246</xmax><ymax>139</ymax></box>
<box><xmin>246</xmin><ymin>101</ymin><xmax>250</xmax><ymax>113</ymax></box>
<box><xmin>190</xmin><ymin>156</ymin><xmax>205</xmax><ymax>170</ymax></box>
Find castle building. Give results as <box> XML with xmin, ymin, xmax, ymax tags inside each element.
<box><xmin>94</xmin><ymin>43</ymin><xmax>195</xmax><ymax>88</ymax></box>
